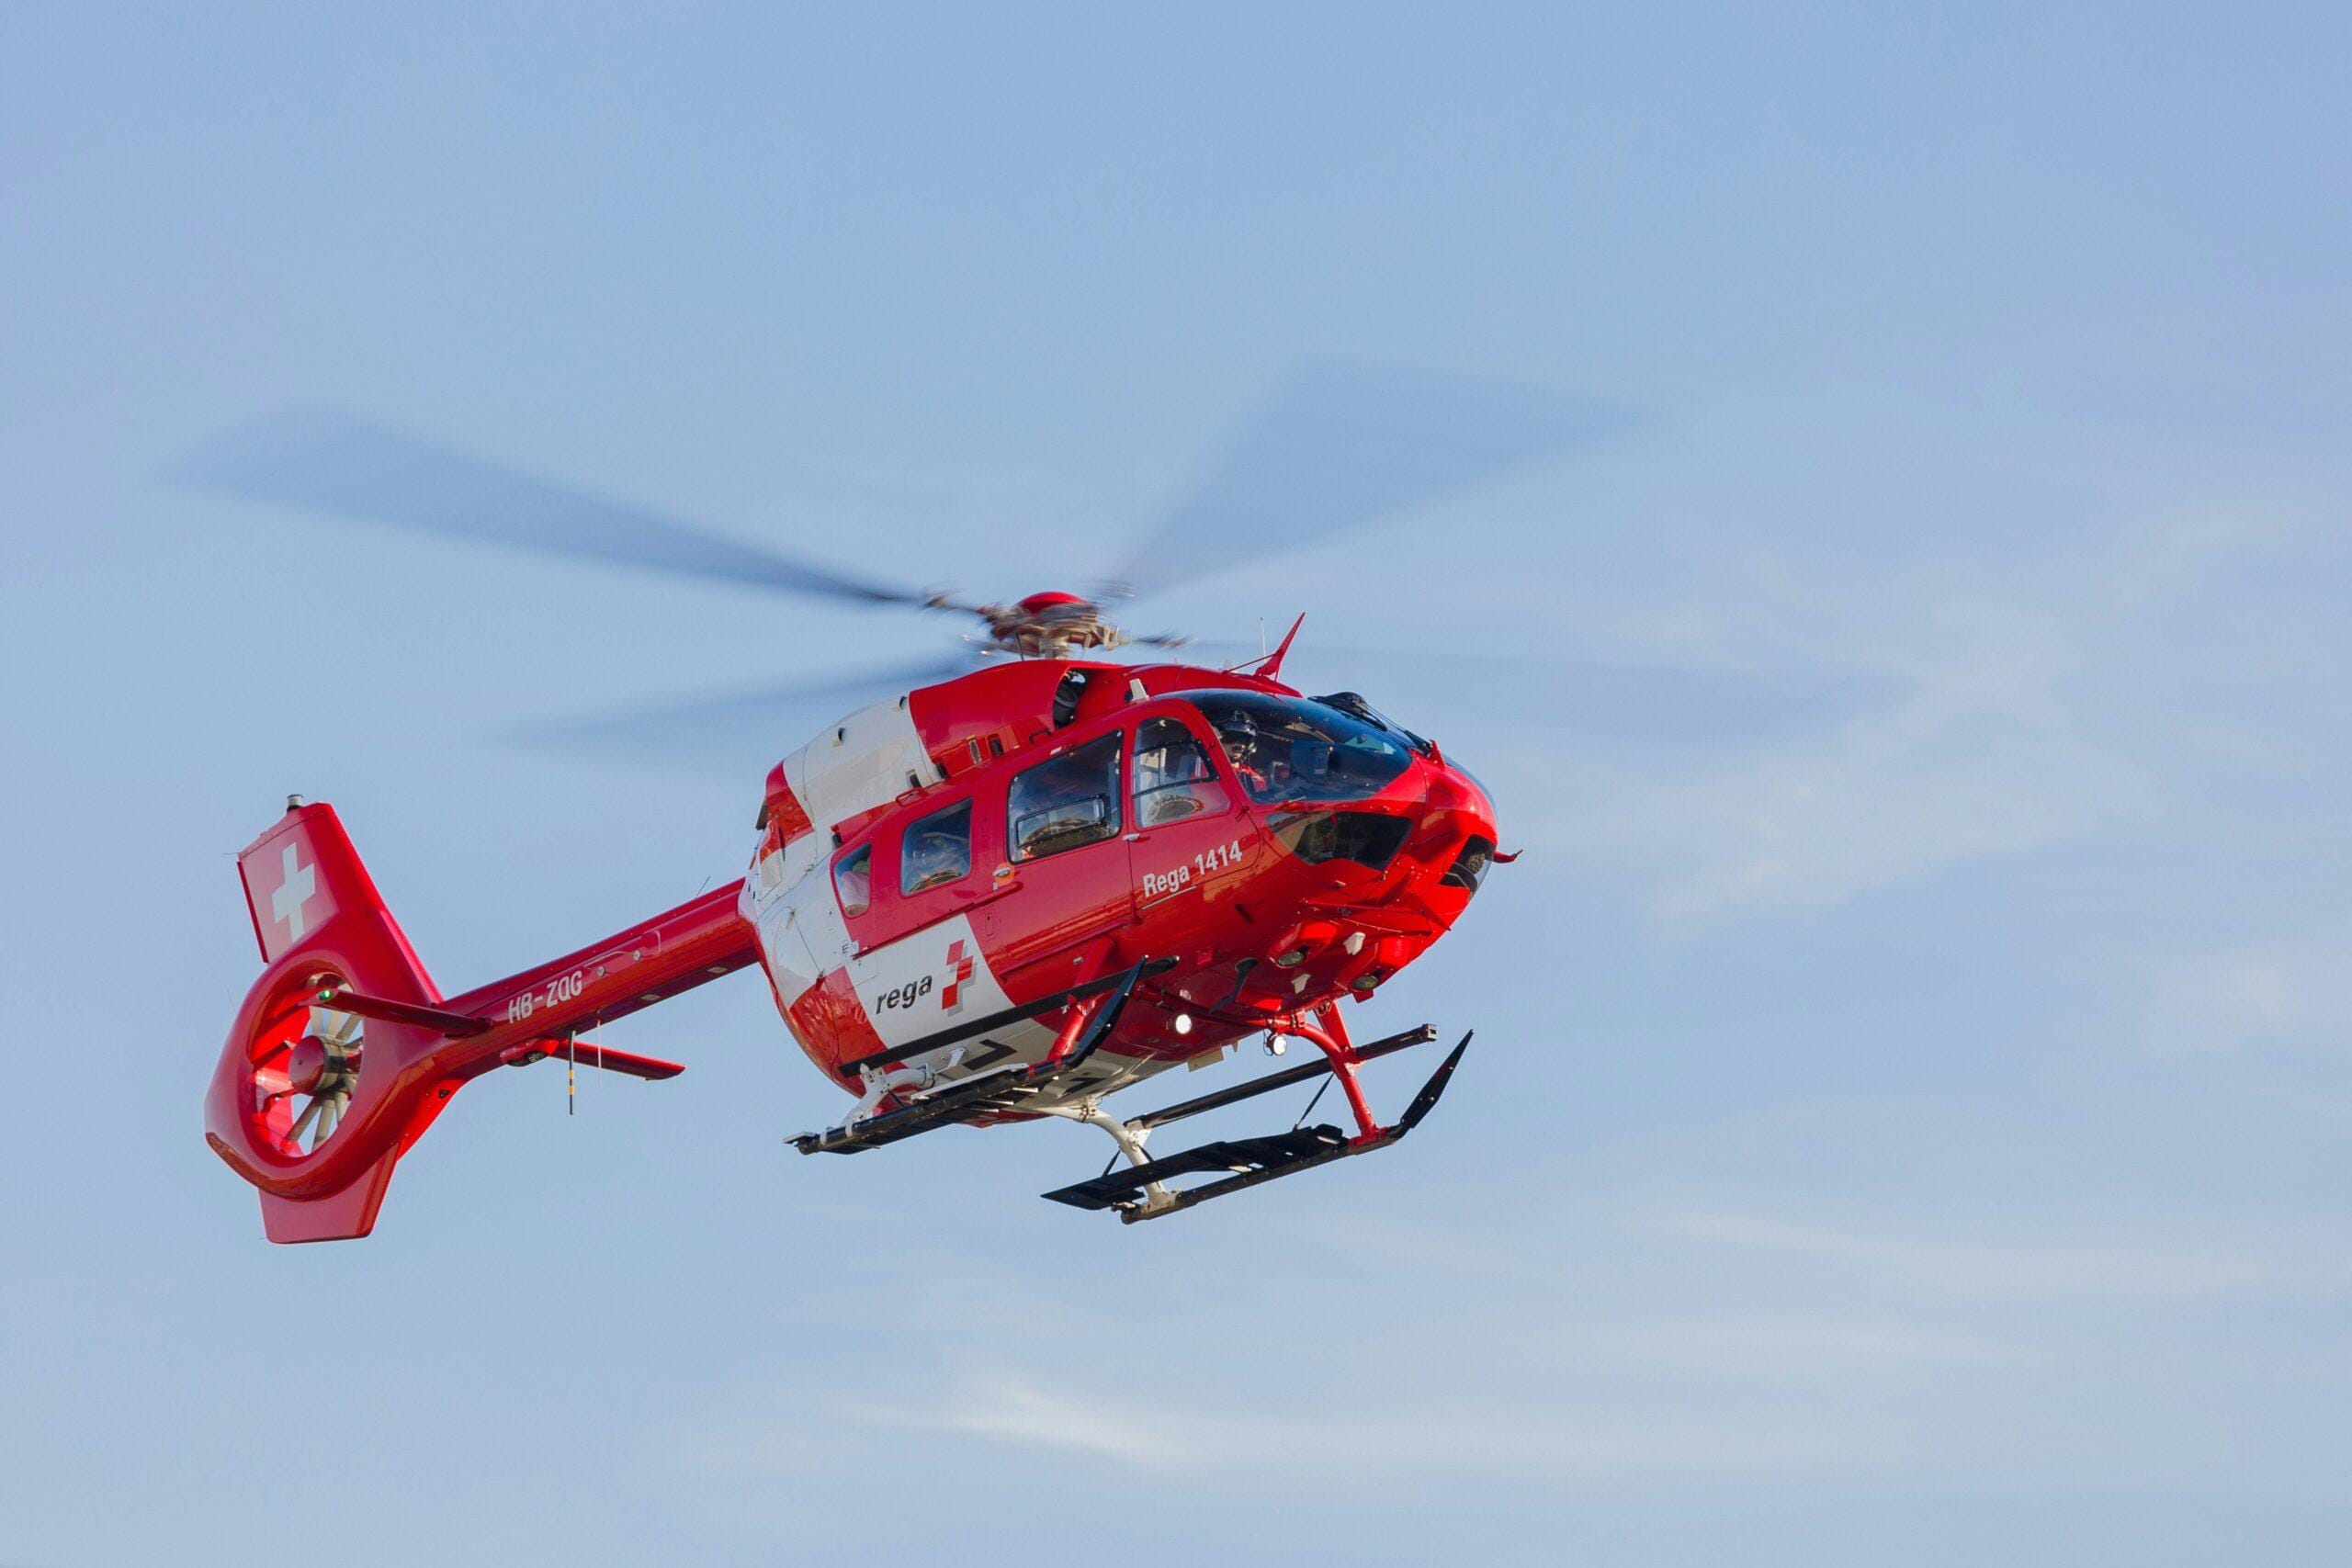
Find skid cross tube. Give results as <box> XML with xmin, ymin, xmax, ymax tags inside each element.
<box><xmin>1126</xmin><ymin>1025</ymin><xmax>1437</xmax><ymax>1132</ymax></box>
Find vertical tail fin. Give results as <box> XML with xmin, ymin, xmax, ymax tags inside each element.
<box><xmin>236</xmin><ymin>796</ymin><xmax>424</xmax><ymax>972</ymax></box>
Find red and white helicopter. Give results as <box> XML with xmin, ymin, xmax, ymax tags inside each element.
<box><xmin>187</xmin><ymin>364</ymin><xmax>1611</xmax><ymax>1242</ymax></box>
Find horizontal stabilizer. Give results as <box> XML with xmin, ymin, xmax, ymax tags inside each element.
<box><xmin>326</xmin><ymin>988</ymin><xmax>489</xmax><ymax>1035</ymax></box>
<box><xmin>501</xmin><ymin>1038</ymin><xmax>684</xmax><ymax>1081</ymax></box>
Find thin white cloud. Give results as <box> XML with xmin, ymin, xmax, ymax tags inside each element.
<box><xmin>794</xmin><ymin>1362</ymin><xmax>1928</xmax><ymax>1490</ymax></box>
<box><xmin>694</xmin><ymin>1187</ymin><xmax>2352</xmax><ymax>1503</ymax></box>
<box><xmin>1533</xmin><ymin>597</ymin><xmax>2152</xmax><ymax>917</ymax></box>
<box><xmin>890</xmin><ymin>1374</ymin><xmax>1180</xmax><ymax>1466</ymax></box>
<box><xmin>2151</xmin><ymin>923</ymin><xmax>2352</xmax><ymax>1054</ymax></box>
<box><xmin>1612</xmin><ymin>1197</ymin><xmax>2352</xmax><ymax>1303</ymax></box>
<box><xmin>1488</xmin><ymin>489</ymin><xmax>2312</xmax><ymax>919</ymax></box>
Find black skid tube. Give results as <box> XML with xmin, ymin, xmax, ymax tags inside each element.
<box><xmin>1126</xmin><ymin>1024</ymin><xmax>1437</xmax><ymax>1132</ymax></box>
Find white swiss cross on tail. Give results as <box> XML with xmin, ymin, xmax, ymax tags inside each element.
<box><xmin>941</xmin><ymin>939</ymin><xmax>976</xmax><ymax>1014</ymax></box>
<box><xmin>272</xmin><ymin>845</ymin><xmax>318</xmax><ymax>942</ymax></box>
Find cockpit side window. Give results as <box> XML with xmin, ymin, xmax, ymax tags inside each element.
<box><xmin>833</xmin><ymin>843</ymin><xmax>873</xmax><ymax>917</ymax></box>
<box><xmin>1132</xmin><ymin>716</ymin><xmax>1230</xmax><ymax>826</ymax></box>
<box><xmin>1008</xmin><ymin>732</ymin><xmax>1123</xmax><ymax>861</ymax></box>
<box><xmin>900</xmin><ymin>799</ymin><xmax>973</xmax><ymax>893</ymax></box>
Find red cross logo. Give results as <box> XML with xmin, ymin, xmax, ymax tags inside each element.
<box><xmin>942</xmin><ymin>939</ymin><xmax>976</xmax><ymax>1013</ymax></box>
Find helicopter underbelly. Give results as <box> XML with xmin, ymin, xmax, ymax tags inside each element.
<box><xmin>842</xmin><ymin>913</ymin><xmax>1054</xmax><ymax>1062</ymax></box>
<box><xmin>747</xmin><ymin>874</ymin><xmax>1177</xmax><ymax>1107</ymax></box>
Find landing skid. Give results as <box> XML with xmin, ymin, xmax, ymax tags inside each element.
<box><xmin>1044</xmin><ymin>1023</ymin><xmax>1471</xmax><ymax>1224</ymax></box>
<box><xmin>789</xmin><ymin>959</ymin><xmax>1470</xmax><ymax>1224</ymax></box>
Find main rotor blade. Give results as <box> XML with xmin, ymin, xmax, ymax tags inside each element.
<box><xmin>174</xmin><ymin>411</ymin><xmax>931</xmax><ymax>607</ymax></box>
<box><xmin>1182</xmin><ymin>640</ymin><xmax>1893</xmax><ymax>747</ymax></box>
<box><xmin>1107</xmin><ymin>361</ymin><xmax>1630</xmax><ymax>600</ymax></box>
<box><xmin>514</xmin><ymin>653</ymin><xmax>985</xmax><ymax>767</ymax></box>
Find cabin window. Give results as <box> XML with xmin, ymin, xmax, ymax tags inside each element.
<box><xmin>900</xmin><ymin>800</ymin><xmax>973</xmax><ymax>893</ymax></box>
<box><xmin>1008</xmin><ymin>732</ymin><xmax>1122</xmax><ymax>862</ymax></box>
<box><xmin>1133</xmin><ymin>716</ymin><xmax>1229</xmax><ymax>826</ymax></box>
<box><xmin>833</xmin><ymin>844</ymin><xmax>873</xmax><ymax>916</ymax></box>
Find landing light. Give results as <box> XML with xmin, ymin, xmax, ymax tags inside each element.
<box><xmin>1172</xmin><ymin>1012</ymin><xmax>1193</xmax><ymax>1036</ymax></box>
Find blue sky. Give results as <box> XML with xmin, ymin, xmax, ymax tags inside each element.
<box><xmin>4</xmin><ymin>4</ymin><xmax>2349</xmax><ymax>1563</ymax></box>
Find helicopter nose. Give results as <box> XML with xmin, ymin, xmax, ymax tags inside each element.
<box><xmin>1416</xmin><ymin>758</ymin><xmax>1499</xmax><ymax>888</ymax></box>
<box><xmin>1419</xmin><ymin>755</ymin><xmax>1493</xmax><ymax>836</ymax></box>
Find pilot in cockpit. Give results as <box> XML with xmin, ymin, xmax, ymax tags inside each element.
<box><xmin>1212</xmin><ymin>707</ymin><xmax>1284</xmax><ymax>796</ymax></box>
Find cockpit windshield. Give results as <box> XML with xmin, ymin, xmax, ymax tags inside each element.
<box><xmin>1183</xmin><ymin>691</ymin><xmax>1415</xmax><ymax>806</ymax></box>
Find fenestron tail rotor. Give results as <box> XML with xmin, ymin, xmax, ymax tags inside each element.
<box><xmin>256</xmin><ymin>1004</ymin><xmax>364</xmax><ymax>1156</ymax></box>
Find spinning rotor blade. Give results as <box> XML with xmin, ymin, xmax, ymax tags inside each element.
<box><xmin>1107</xmin><ymin>360</ymin><xmax>1629</xmax><ymax>599</ymax></box>
<box><xmin>1186</xmin><ymin>640</ymin><xmax>1893</xmax><ymax>746</ymax></box>
<box><xmin>515</xmin><ymin>653</ymin><xmax>984</xmax><ymax>764</ymax></box>
<box><xmin>175</xmin><ymin>411</ymin><xmax>930</xmax><ymax>607</ymax></box>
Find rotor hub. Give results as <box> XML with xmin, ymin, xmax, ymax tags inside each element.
<box><xmin>284</xmin><ymin>1035</ymin><xmax>329</xmax><ymax>1095</ymax></box>
<box><xmin>283</xmin><ymin>1032</ymin><xmax>356</xmax><ymax>1097</ymax></box>
<box><xmin>977</xmin><ymin>591</ymin><xmax>1122</xmax><ymax>658</ymax></box>
<box><xmin>245</xmin><ymin>999</ymin><xmax>366</xmax><ymax>1156</ymax></box>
